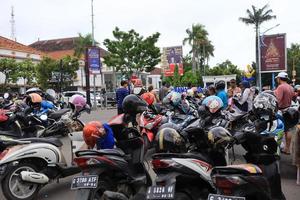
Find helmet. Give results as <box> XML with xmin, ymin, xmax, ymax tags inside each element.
<box><xmin>215</xmin><ymin>80</ymin><xmax>225</xmax><ymax>90</ymax></box>
<box><xmin>187</xmin><ymin>89</ymin><xmax>194</xmax><ymax>97</ymax></box>
<box><xmin>155</xmin><ymin>127</ymin><xmax>185</xmax><ymax>153</ymax></box>
<box><xmin>26</xmin><ymin>93</ymin><xmax>42</xmax><ymax>109</ymax></box>
<box><xmin>253</xmin><ymin>92</ymin><xmax>278</xmax><ymax>120</ymax></box>
<box><xmin>207</xmin><ymin>127</ymin><xmax>232</xmax><ymax>148</ymax></box>
<box><xmin>141</xmin><ymin>92</ymin><xmax>155</xmax><ymax>105</ymax></box>
<box><xmin>83</xmin><ymin>121</ymin><xmax>105</xmax><ymax>148</ymax></box>
<box><xmin>69</xmin><ymin>95</ymin><xmax>87</xmax><ymax>112</ymax></box>
<box><xmin>26</xmin><ymin>87</ymin><xmax>43</xmax><ymax>95</ymax></box>
<box><xmin>282</xmin><ymin>107</ymin><xmax>299</xmax><ymax>130</ymax></box>
<box><xmin>163</xmin><ymin>92</ymin><xmax>181</xmax><ymax>106</ymax></box>
<box><xmin>202</xmin><ymin>96</ymin><xmax>223</xmax><ymax>114</ymax></box>
<box><xmin>122</xmin><ymin>94</ymin><xmax>148</xmax><ymax>115</ymax></box>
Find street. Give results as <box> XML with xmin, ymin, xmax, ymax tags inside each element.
<box><xmin>0</xmin><ymin>108</ymin><xmax>299</xmax><ymax>200</ymax></box>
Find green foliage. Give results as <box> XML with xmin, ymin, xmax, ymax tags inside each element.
<box><xmin>103</xmin><ymin>27</ymin><xmax>161</xmax><ymax>77</ymax></box>
<box><xmin>36</xmin><ymin>56</ymin><xmax>79</xmax><ymax>89</ymax></box>
<box><xmin>206</xmin><ymin>60</ymin><xmax>243</xmax><ymax>81</ymax></box>
<box><xmin>36</xmin><ymin>57</ymin><xmax>57</xmax><ymax>89</ymax></box>
<box><xmin>181</xmin><ymin>70</ymin><xmax>198</xmax><ymax>86</ymax></box>
<box><xmin>17</xmin><ymin>59</ymin><xmax>36</xmax><ymax>85</ymax></box>
<box><xmin>74</xmin><ymin>33</ymin><xmax>97</xmax><ymax>58</ymax></box>
<box><xmin>183</xmin><ymin>24</ymin><xmax>214</xmax><ymax>72</ymax></box>
<box><xmin>287</xmin><ymin>43</ymin><xmax>300</xmax><ymax>84</ymax></box>
<box><xmin>0</xmin><ymin>58</ymin><xmax>19</xmax><ymax>84</ymax></box>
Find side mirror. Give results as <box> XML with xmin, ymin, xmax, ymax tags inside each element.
<box><xmin>3</xmin><ymin>93</ymin><xmax>9</xmax><ymax>99</ymax></box>
<box><xmin>40</xmin><ymin>114</ymin><xmax>48</xmax><ymax>121</ymax></box>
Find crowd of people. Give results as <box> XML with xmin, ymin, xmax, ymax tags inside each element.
<box><xmin>116</xmin><ymin>71</ymin><xmax>300</xmax><ymax>157</ymax></box>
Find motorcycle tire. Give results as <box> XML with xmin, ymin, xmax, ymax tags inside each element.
<box><xmin>175</xmin><ymin>192</ymin><xmax>192</xmax><ymax>200</ymax></box>
<box><xmin>88</xmin><ymin>180</ymin><xmax>113</xmax><ymax>200</ymax></box>
<box><xmin>2</xmin><ymin>163</ymin><xmax>41</xmax><ymax>200</ymax></box>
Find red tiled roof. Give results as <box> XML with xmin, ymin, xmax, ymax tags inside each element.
<box><xmin>29</xmin><ymin>37</ymin><xmax>108</xmax><ymax>59</ymax></box>
<box><xmin>150</xmin><ymin>67</ymin><xmax>162</xmax><ymax>75</ymax></box>
<box><xmin>46</xmin><ymin>49</ymin><xmax>78</xmax><ymax>60</ymax></box>
<box><xmin>0</xmin><ymin>36</ymin><xmax>44</xmax><ymax>55</ymax></box>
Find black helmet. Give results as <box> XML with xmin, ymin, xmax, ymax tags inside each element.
<box><xmin>282</xmin><ymin>107</ymin><xmax>299</xmax><ymax>130</ymax></box>
<box><xmin>253</xmin><ymin>92</ymin><xmax>278</xmax><ymax>121</ymax></box>
<box><xmin>207</xmin><ymin>127</ymin><xmax>232</xmax><ymax>148</ymax></box>
<box><xmin>122</xmin><ymin>94</ymin><xmax>148</xmax><ymax>115</ymax></box>
<box><xmin>215</xmin><ymin>80</ymin><xmax>225</xmax><ymax>90</ymax></box>
<box><xmin>155</xmin><ymin>127</ymin><xmax>185</xmax><ymax>153</ymax></box>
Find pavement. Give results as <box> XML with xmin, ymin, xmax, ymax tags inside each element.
<box><xmin>1</xmin><ymin>108</ymin><xmax>300</xmax><ymax>200</ymax></box>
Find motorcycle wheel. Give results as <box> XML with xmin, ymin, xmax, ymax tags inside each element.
<box><xmin>88</xmin><ymin>180</ymin><xmax>113</xmax><ymax>200</ymax></box>
<box><xmin>2</xmin><ymin>163</ymin><xmax>41</xmax><ymax>200</ymax></box>
<box><xmin>175</xmin><ymin>192</ymin><xmax>192</xmax><ymax>200</ymax></box>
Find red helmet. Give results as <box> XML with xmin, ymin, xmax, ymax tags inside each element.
<box><xmin>83</xmin><ymin>121</ymin><xmax>105</xmax><ymax>148</ymax></box>
<box><xmin>141</xmin><ymin>92</ymin><xmax>155</xmax><ymax>105</ymax></box>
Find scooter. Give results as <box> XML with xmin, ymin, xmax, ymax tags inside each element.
<box><xmin>209</xmin><ymin>120</ymin><xmax>286</xmax><ymax>200</ymax></box>
<box><xmin>0</xmin><ymin>110</ymin><xmax>88</xmax><ymax>200</ymax></box>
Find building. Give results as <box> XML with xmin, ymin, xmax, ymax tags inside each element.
<box><xmin>0</xmin><ymin>36</ymin><xmax>44</xmax><ymax>90</ymax></box>
<box><xmin>29</xmin><ymin>37</ymin><xmax>109</xmax><ymax>92</ymax></box>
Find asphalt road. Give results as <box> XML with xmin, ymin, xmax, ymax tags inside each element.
<box><xmin>1</xmin><ymin>108</ymin><xmax>300</xmax><ymax>200</ymax></box>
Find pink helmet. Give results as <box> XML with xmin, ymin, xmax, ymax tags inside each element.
<box><xmin>69</xmin><ymin>95</ymin><xmax>87</xmax><ymax>112</ymax></box>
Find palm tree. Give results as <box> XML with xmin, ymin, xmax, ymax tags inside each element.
<box><xmin>183</xmin><ymin>24</ymin><xmax>213</xmax><ymax>73</ymax></box>
<box><xmin>74</xmin><ymin>33</ymin><xmax>95</xmax><ymax>58</ymax></box>
<box><xmin>239</xmin><ymin>4</ymin><xmax>276</xmax><ymax>87</ymax></box>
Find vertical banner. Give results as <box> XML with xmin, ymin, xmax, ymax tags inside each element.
<box><xmin>260</xmin><ymin>33</ymin><xmax>286</xmax><ymax>73</ymax></box>
<box><xmin>87</xmin><ymin>46</ymin><xmax>102</xmax><ymax>74</ymax></box>
<box><xmin>162</xmin><ymin>46</ymin><xmax>184</xmax><ymax>77</ymax></box>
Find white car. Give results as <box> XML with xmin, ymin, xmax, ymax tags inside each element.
<box><xmin>62</xmin><ymin>91</ymin><xmax>103</xmax><ymax>107</ymax></box>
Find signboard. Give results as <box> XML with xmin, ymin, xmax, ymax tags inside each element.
<box><xmin>86</xmin><ymin>47</ymin><xmax>102</xmax><ymax>74</ymax></box>
<box><xmin>260</xmin><ymin>33</ymin><xmax>286</xmax><ymax>73</ymax></box>
<box><xmin>162</xmin><ymin>46</ymin><xmax>184</xmax><ymax>77</ymax></box>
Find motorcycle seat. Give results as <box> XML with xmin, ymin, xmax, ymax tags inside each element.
<box><xmin>19</xmin><ymin>138</ymin><xmax>63</xmax><ymax>147</ymax></box>
<box><xmin>76</xmin><ymin>148</ymin><xmax>125</xmax><ymax>157</ymax></box>
<box><xmin>212</xmin><ymin>164</ymin><xmax>262</xmax><ymax>175</ymax></box>
<box><xmin>48</xmin><ymin>109</ymin><xmax>70</xmax><ymax>120</ymax></box>
<box><xmin>0</xmin><ymin>130</ymin><xmax>20</xmax><ymax>138</ymax></box>
<box><xmin>152</xmin><ymin>152</ymin><xmax>213</xmax><ymax>165</ymax></box>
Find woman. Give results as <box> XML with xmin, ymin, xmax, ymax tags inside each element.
<box><xmin>233</xmin><ymin>80</ymin><xmax>254</xmax><ymax>112</ymax></box>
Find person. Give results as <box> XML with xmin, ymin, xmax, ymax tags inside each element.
<box><xmin>207</xmin><ymin>85</ymin><xmax>216</xmax><ymax>96</ymax></box>
<box><xmin>229</xmin><ymin>79</ymin><xmax>241</xmax><ymax>96</ymax></box>
<box><xmin>215</xmin><ymin>80</ymin><xmax>228</xmax><ymax>109</ymax></box>
<box><xmin>83</xmin><ymin>121</ymin><xmax>115</xmax><ymax>150</ymax></box>
<box><xmin>274</xmin><ymin>72</ymin><xmax>295</xmax><ymax>154</ymax></box>
<box><xmin>116</xmin><ymin>80</ymin><xmax>129</xmax><ymax>114</ymax></box>
<box><xmin>148</xmin><ymin>85</ymin><xmax>160</xmax><ymax>103</ymax></box>
<box><xmin>159</xmin><ymin>82</ymin><xmax>170</xmax><ymax>101</ymax></box>
<box><xmin>233</xmin><ymin>80</ymin><xmax>254</xmax><ymax>112</ymax></box>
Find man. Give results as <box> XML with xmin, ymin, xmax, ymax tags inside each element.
<box><xmin>215</xmin><ymin>80</ymin><xmax>228</xmax><ymax>109</ymax></box>
<box><xmin>229</xmin><ymin>79</ymin><xmax>241</xmax><ymax>96</ymax></box>
<box><xmin>116</xmin><ymin>80</ymin><xmax>129</xmax><ymax>114</ymax></box>
<box><xmin>159</xmin><ymin>82</ymin><xmax>170</xmax><ymax>101</ymax></box>
<box><xmin>274</xmin><ymin>72</ymin><xmax>295</xmax><ymax>154</ymax></box>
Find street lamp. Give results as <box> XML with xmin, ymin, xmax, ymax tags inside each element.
<box><xmin>258</xmin><ymin>23</ymin><xmax>280</xmax><ymax>90</ymax></box>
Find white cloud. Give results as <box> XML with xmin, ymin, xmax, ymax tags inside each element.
<box><xmin>1</xmin><ymin>0</ymin><xmax>299</xmax><ymax>69</ymax></box>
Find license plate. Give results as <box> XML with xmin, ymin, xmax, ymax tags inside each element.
<box><xmin>71</xmin><ymin>175</ymin><xmax>98</xmax><ymax>189</ymax></box>
<box><xmin>208</xmin><ymin>194</ymin><xmax>245</xmax><ymax>200</ymax></box>
<box><xmin>146</xmin><ymin>185</ymin><xmax>175</xmax><ymax>199</ymax></box>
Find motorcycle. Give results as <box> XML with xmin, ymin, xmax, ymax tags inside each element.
<box><xmin>0</xmin><ymin>108</ymin><xmax>88</xmax><ymax>200</ymax></box>
<box><xmin>146</xmin><ymin>122</ymin><xmax>231</xmax><ymax>200</ymax></box>
<box><xmin>209</xmin><ymin>120</ymin><xmax>286</xmax><ymax>200</ymax></box>
<box><xmin>72</xmin><ymin>127</ymin><xmax>151</xmax><ymax>200</ymax></box>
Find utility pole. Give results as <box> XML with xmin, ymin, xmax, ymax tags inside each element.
<box><xmin>91</xmin><ymin>0</ymin><xmax>97</xmax><ymax>109</ymax></box>
<box><xmin>10</xmin><ymin>6</ymin><xmax>16</xmax><ymax>41</ymax></box>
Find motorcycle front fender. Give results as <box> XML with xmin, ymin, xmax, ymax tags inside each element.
<box><xmin>75</xmin><ymin>189</ymin><xmax>90</xmax><ymax>200</ymax></box>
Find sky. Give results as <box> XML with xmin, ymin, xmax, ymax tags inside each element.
<box><xmin>1</xmin><ymin>0</ymin><xmax>300</xmax><ymax>70</ymax></box>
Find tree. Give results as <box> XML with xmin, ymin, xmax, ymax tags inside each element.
<box><xmin>103</xmin><ymin>27</ymin><xmax>161</xmax><ymax>78</ymax></box>
<box><xmin>239</xmin><ymin>4</ymin><xmax>276</xmax><ymax>87</ymax></box>
<box><xmin>18</xmin><ymin>59</ymin><xmax>36</xmax><ymax>86</ymax></box>
<box><xmin>183</xmin><ymin>24</ymin><xmax>214</xmax><ymax>73</ymax></box>
<box><xmin>36</xmin><ymin>57</ymin><xmax>57</xmax><ymax>89</ymax></box>
<box><xmin>59</xmin><ymin>56</ymin><xmax>80</xmax><ymax>90</ymax></box>
<box><xmin>287</xmin><ymin>43</ymin><xmax>300</xmax><ymax>84</ymax></box>
<box><xmin>74</xmin><ymin>33</ymin><xmax>96</xmax><ymax>58</ymax></box>
<box><xmin>0</xmin><ymin>58</ymin><xmax>19</xmax><ymax>85</ymax></box>
<box><xmin>207</xmin><ymin>60</ymin><xmax>243</xmax><ymax>81</ymax></box>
